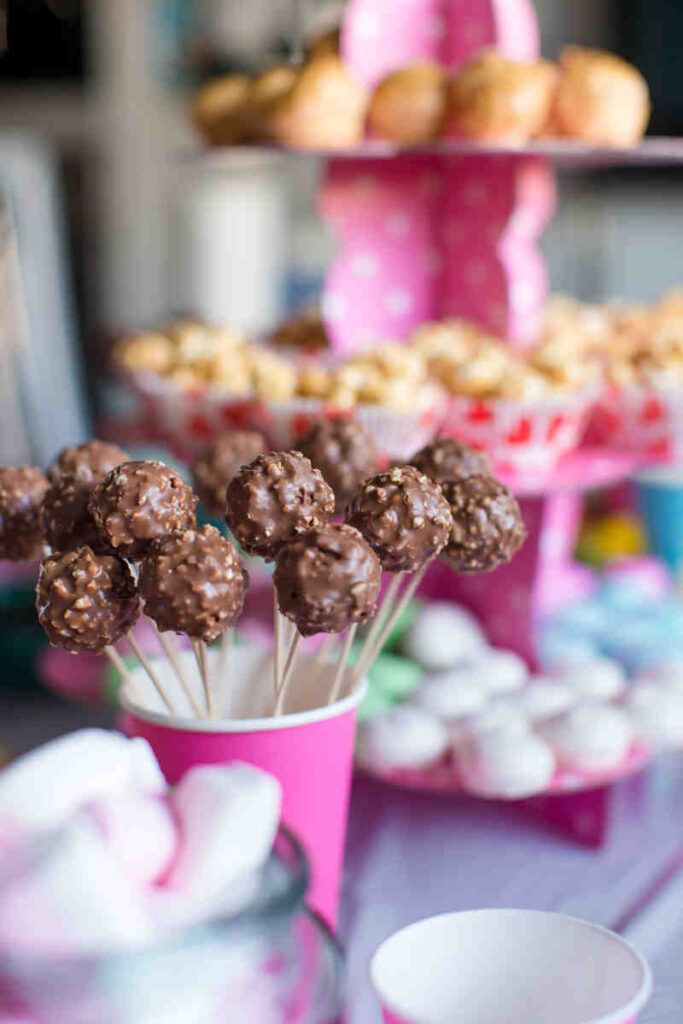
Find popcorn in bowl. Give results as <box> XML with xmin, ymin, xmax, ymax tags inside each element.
<box><xmin>592</xmin><ymin>289</ymin><xmax>683</xmax><ymax>458</ymax></box>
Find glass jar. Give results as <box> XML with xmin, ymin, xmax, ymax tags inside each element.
<box><xmin>0</xmin><ymin>830</ymin><xmax>342</xmax><ymax>1024</ymax></box>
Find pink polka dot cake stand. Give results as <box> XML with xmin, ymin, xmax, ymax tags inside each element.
<box><xmin>358</xmin><ymin>743</ymin><xmax>653</xmax><ymax>849</ymax></box>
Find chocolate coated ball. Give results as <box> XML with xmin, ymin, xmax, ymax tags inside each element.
<box><xmin>140</xmin><ymin>525</ymin><xmax>247</xmax><ymax>642</ymax></box>
<box><xmin>274</xmin><ymin>523</ymin><xmax>381</xmax><ymax>636</ymax></box>
<box><xmin>193</xmin><ymin>431</ymin><xmax>266</xmax><ymax>518</ymax></box>
<box><xmin>0</xmin><ymin>466</ymin><xmax>49</xmax><ymax>561</ymax></box>
<box><xmin>36</xmin><ymin>545</ymin><xmax>139</xmax><ymax>653</ymax></box>
<box><xmin>225</xmin><ymin>450</ymin><xmax>335</xmax><ymax>561</ymax></box>
<box><xmin>441</xmin><ymin>474</ymin><xmax>526</xmax><ymax>573</ymax></box>
<box><xmin>298</xmin><ymin>417</ymin><xmax>380</xmax><ymax>512</ymax></box>
<box><xmin>346</xmin><ymin>465</ymin><xmax>452</xmax><ymax>572</ymax></box>
<box><xmin>90</xmin><ymin>460</ymin><xmax>197</xmax><ymax>560</ymax></box>
<box><xmin>410</xmin><ymin>437</ymin><xmax>490</xmax><ymax>485</ymax></box>
<box><xmin>48</xmin><ymin>440</ymin><xmax>130</xmax><ymax>484</ymax></box>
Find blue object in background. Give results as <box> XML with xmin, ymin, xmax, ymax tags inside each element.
<box><xmin>635</xmin><ymin>467</ymin><xmax>683</xmax><ymax>575</ymax></box>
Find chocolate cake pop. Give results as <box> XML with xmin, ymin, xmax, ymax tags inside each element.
<box><xmin>90</xmin><ymin>461</ymin><xmax>197</xmax><ymax>560</ymax></box>
<box><xmin>47</xmin><ymin>440</ymin><xmax>130</xmax><ymax>484</ymax></box>
<box><xmin>140</xmin><ymin>525</ymin><xmax>247</xmax><ymax>642</ymax></box>
<box><xmin>410</xmin><ymin>438</ymin><xmax>490</xmax><ymax>485</ymax></box>
<box><xmin>36</xmin><ymin>545</ymin><xmax>139</xmax><ymax>653</ymax></box>
<box><xmin>345</xmin><ymin>465</ymin><xmax>452</xmax><ymax>572</ymax></box>
<box><xmin>225</xmin><ymin>451</ymin><xmax>335</xmax><ymax>561</ymax></box>
<box><xmin>193</xmin><ymin>431</ymin><xmax>266</xmax><ymax>518</ymax></box>
<box><xmin>0</xmin><ymin>466</ymin><xmax>49</xmax><ymax>561</ymax></box>
<box><xmin>41</xmin><ymin>474</ymin><xmax>105</xmax><ymax>553</ymax></box>
<box><xmin>441</xmin><ymin>474</ymin><xmax>526</xmax><ymax>573</ymax></box>
<box><xmin>297</xmin><ymin>418</ymin><xmax>380</xmax><ymax>511</ymax></box>
<box><xmin>274</xmin><ymin>523</ymin><xmax>381</xmax><ymax>637</ymax></box>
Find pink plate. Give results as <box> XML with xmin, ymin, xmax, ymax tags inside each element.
<box><xmin>358</xmin><ymin>741</ymin><xmax>652</xmax><ymax>799</ymax></box>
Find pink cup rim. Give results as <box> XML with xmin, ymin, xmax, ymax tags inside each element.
<box><xmin>119</xmin><ymin>675</ymin><xmax>368</xmax><ymax>734</ymax></box>
<box><xmin>371</xmin><ymin>909</ymin><xmax>652</xmax><ymax>1024</ymax></box>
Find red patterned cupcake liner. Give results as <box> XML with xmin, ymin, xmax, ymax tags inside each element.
<box><xmin>440</xmin><ymin>391</ymin><xmax>595</xmax><ymax>475</ymax></box>
<box><xmin>591</xmin><ymin>385</ymin><xmax>683</xmax><ymax>460</ymax></box>
<box><xmin>128</xmin><ymin>373</ymin><xmax>262</xmax><ymax>459</ymax></box>
<box><xmin>254</xmin><ymin>397</ymin><xmax>444</xmax><ymax>460</ymax></box>
<box><xmin>126</xmin><ymin>373</ymin><xmax>443</xmax><ymax>462</ymax></box>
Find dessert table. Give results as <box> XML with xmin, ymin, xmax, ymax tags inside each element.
<box><xmin>1</xmin><ymin>687</ymin><xmax>682</xmax><ymax>1023</ymax></box>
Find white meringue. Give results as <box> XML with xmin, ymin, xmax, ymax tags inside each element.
<box><xmin>402</xmin><ymin>602</ymin><xmax>486</xmax><ymax>671</ymax></box>
<box><xmin>550</xmin><ymin>657</ymin><xmax>626</xmax><ymax>701</ymax></box>
<box><xmin>359</xmin><ymin>706</ymin><xmax>449</xmax><ymax>771</ymax></box>
<box><xmin>457</xmin><ymin>730</ymin><xmax>555</xmax><ymax>799</ymax></box>
<box><xmin>450</xmin><ymin>701</ymin><xmax>529</xmax><ymax>748</ymax></box>
<box><xmin>469</xmin><ymin>649</ymin><xmax>529</xmax><ymax>694</ymax></box>
<box><xmin>624</xmin><ymin>683</ymin><xmax>683</xmax><ymax>750</ymax></box>
<box><xmin>538</xmin><ymin>704</ymin><xmax>634</xmax><ymax>772</ymax></box>
<box><xmin>411</xmin><ymin>668</ymin><xmax>488</xmax><ymax>721</ymax></box>
<box><xmin>517</xmin><ymin>678</ymin><xmax>578</xmax><ymax>722</ymax></box>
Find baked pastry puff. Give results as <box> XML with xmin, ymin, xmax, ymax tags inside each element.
<box><xmin>550</xmin><ymin>47</ymin><xmax>650</xmax><ymax>146</ymax></box>
<box><xmin>242</xmin><ymin>65</ymin><xmax>299</xmax><ymax>141</ymax></box>
<box><xmin>192</xmin><ymin>73</ymin><xmax>252</xmax><ymax>146</ymax></box>
<box><xmin>269</xmin><ymin>54</ymin><xmax>368</xmax><ymax>150</ymax></box>
<box><xmin>445</xmin><ymin>50</ymin><xmax>557</xmax><ymax>144</ymax></box>
<box><xmin>368</xmin><ymin>62</ymin><xmax>447</xmax><ymax>145</ymax></box>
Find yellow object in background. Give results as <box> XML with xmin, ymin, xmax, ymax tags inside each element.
<box><xmin>577</xmin><ymin>513</ymin><xmax>646</xmax><ymax>567</ymax></box>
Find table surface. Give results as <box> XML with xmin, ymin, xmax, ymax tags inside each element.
<box><xmin>2</xmin><ymin>689</ymin><xmax>682</xmax><ymax>1022</ymax></box>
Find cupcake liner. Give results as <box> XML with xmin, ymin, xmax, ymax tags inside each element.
<box><xmin>592</xmin><ymin>385</ymin><xmax>683</xmax><ymax>460</ymax></box>
<box><xmin>440</xmin><ymin>391</ymin><xmax>595</xmax><ymax>475</ymax></box>
<box><xmin>255</xmin><ymin>397</ymin><xmax>444</xmax><ymax>460</ymax></box>
<box><xmin>127</xmin><ymin>373</ymin><xmax>262</xmax><ymax>459</ymax></box>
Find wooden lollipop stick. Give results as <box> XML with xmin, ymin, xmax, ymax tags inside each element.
<box><xmin>309</xmin><ymin>633</ymin><xmax>339</xmax><ymax>690</ymax></box>
<box><xmin>353</xmin><ymin>564</ymin><xmax>428</xmax><ymax>684</ymax></box>
<box><xmin>274</xmin><ymin>631</ymin><xmax>302</xmax><ymax>716</ymax></box>
<box><xmin>104</xmin><ymin>646</ymin><xmax>147</xmax><ymax>704</ymax></box>
<box><xmin>126</xmin><ymin>632</ymin><xmax>177</xmax><ymax>714</ymax></box>
<box><xmin>327</xmin><ymin>624</ymin><xmax>357</xmax><ymax>706</ymax></box>
<box><xmin>354</xmin><ymin>573</ymin><xmax>403</xmax><ymax>678</ymax></box>
<box><xmin>192</xmin><ymin>640</ymin><xmax>214</xmax><ymax>718</ymax></box>
<box><xmin>149</xmin><ymin>621</ymin><xmax>202</xmax><ymax>718</ymax></box>
<box><xmin>273</xmin><ymin>597</ymin><xmax>283</xmax><ymax>695</ymax></box>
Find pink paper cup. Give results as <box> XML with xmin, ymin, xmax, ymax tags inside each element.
<box><xmin>371</xmin><ymin>909</ymin><xmax>651</xmax><ymax>1024</ymax></box>
<box><xmin>119</xmin><ymin>644</ymin><xmax>367</xmax><ymax>930</ymax></box>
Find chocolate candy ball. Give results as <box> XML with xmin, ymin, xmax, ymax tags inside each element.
<box><xmin>441</xmin><ymin>474</ymin><xmax>526</xmax><ymax>573</ymax></box>
<box><xmin>410</xmin><ymin>438</ymin><xmax>490</xmax><ymax>485</ymax></box>
<box><xmin>274</xmin><ymin>523</ymin><xmax>381</xmax><ymax>637</ymax></box>
<box><xmin>225</xmin><ymin>450</ymin><xmax>335</xmax><ymax>561</ymax></box>
<box><xmin>48</xmin><ymin>440</ymin><xmax>130</xmax><ymax>484</ymax></box>
<box><xmin>41</xmin><ymin>475</ymin><xmax>104</xmax><ymax>553</ymax></box>
<box><xmin>140</xmin><ymin>525</ymin><xmax>247</xmax><ymax>643</ymax></box>
<box><xmin>193</xmin><ymin>430</ymin><xmax>266</xmax><ymax>518</ymax></box>
<box><xmin>297</xmin><ymin>418</ymin><xmax>380</xmax><ymax>512</ymax></box>
<box><xmin>346</xmin><ymin>465</ymin><xmax>452</xmax><ymax>572</ymax></box>
<box><xmin>0</xmin><ymin>466</ymin><xmax>49</xmax><ymax>561</ymax></box>
<box><xmin>36</xmin><ymin>545</ymin><xmax>139</xmax><ymax>653</ymax></box>
<box><xmin>90</xmin><ymin>460</ymin><xmax>197</xmax><ymax>560</ymax></box>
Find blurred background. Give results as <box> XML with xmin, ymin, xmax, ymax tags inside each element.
<box><xmin>0</xmin><ymin>0</ymin><xmax>682</xmax><ymax>465</ymax></box>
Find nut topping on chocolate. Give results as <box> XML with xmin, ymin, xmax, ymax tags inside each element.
<box><xmin>41</xmin><ymin>474</ymin><xmax>106</xmax><ymax>554</ymax></box>
<box><xmin>345</xmin><ymin>465</ymin><xmax>452</xmax><ymax>572</ymax></box>
<box><xmin>274</xmin><ymin>523</ymin><xmax>381</xmax><ymax>636</ymax></box>
<box><xmin>0</xmin><ymin>466</ymin><xmax>49</xmax><ymax>561</ymax></box>
<box><xmin>36</xmin><ymin>545</ymin><xmax>139</xmax><ymax>652</ymax></box>
<box><xmin>225</xmin><ymin>450</ymin><xmax>335</xmax><ymax>561</ymax></box>
<box><xmin>48</xmin><ymin>440</ymin><xmax>130</xmax><ymax>484</ymax></box>
<box><xmin>140</xmin><ymin>525</ymin><xmax>248</xmax><ymax>642</ymax></box>
<box><xmin>193</xmin><ymin>430</ymin><xmax>266</xmax><ymax>518</ymax></box>
<box><xmin>441</xmin><ymin>474</ymin><xmax>526</xmax><ymax>573</ymax></box>
<box><xmin>410</xmin><ymin>437</ymin><xmax>490</xmax><ymax>485</ymax></box>
<box><xmin>90</xmin><ymin>460</ymin><xmax>197</xmax><ymax>560</ymax></box>
<box><xmin>297</xmin><ymin>417</ymin><xmax>380</xmax><ymax>512</ymax></box>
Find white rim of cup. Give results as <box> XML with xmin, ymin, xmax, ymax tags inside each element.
<box><xmin>119</xmin><ymin>676</ymin><xmax>368</xmax><ymax>734</ymax></box>
<box><xmin>370</xmin><ymin>909</ymin><xmax>652</xmax><ymax>1024</ymax></box>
